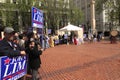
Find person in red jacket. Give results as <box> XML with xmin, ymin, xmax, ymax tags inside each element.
<box><xmin>74</xmin><ymin>35</ymin><xmax>77</xmax><ymax>45</ymax></box>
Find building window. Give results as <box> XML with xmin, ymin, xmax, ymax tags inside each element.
<box><xmin>13</xmin><ymin>0</ymin><xmax>16</xmax><ymax>4</ymax></box>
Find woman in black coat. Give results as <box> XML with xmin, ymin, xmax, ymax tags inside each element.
<box><xmin>26</xmin><ymin>40</ymin><xmax>42</xmax><ymax>80</ymax></box>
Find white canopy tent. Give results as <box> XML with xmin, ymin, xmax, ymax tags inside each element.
<box><xmin>59</xmin><ymin>24</ymin><xmax>83</xmax><ymax>38</ymax></box>
<box><xmin>60</xmin><ymin>24</ymin><xmax>82</xmax><ymax>31</ymax></box>
<box><xmin>59</xmin><ymin>24</ymin><xmax>84</xmax><ymax>44</ymax></box>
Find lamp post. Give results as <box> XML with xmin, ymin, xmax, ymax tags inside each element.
<box><xmin>90</xmin><ymin>0</ymin><xmax>96</xmax><ymax>34</ymax></box>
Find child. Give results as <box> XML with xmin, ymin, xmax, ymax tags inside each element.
<box><xmin>26</xmin><ymin>40</ymin><xmax>43</xmax><ymax>80</ymax></box>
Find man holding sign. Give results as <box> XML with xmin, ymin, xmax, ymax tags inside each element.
<box><xmin>0</xmin><ymin>27</ymin><xmax>26</xmax><ymax>80</ymax></box>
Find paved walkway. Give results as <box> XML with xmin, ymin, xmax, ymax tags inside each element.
<box><xmin>39</xmin><ymin>41</ymin><xmax>120</xmax><ymax>80</ymax></box>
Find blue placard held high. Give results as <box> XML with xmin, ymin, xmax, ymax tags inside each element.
<box><xmin>32</xmin><ymin>7</ymin><xmax>44</xmax><ymax>28</ymax></box>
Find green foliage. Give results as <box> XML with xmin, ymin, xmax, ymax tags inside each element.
<box><xmin>0</xmin><ymin>0</ymin><xmax>83</xmax><ymax>32</ymax></box>
<box><xmin>96</xmin><ymin>0</ymin><xmax>120</xmax><ymax>29</ymax></box>
<box><xmin>96</xmin><ymin>0</ymin><xmax>108</xmax><ymax>13</ymax></box>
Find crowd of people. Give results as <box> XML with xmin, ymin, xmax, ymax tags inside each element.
<box><xmin>0</xmin><ymin>27</ymin><xmax>85</xmax><ymax>80</ymax></box>
<box><xmin>0</xmin><ymin>27</ymin><xmax>112</xmax><ymax>80</ymax></box>
<box><xmin>0</xmin><ymin>27</ymin><xmax>87</xmax><ymax>80</ymax></box>
<box><xmin>0</xmin><ymin>27</ymin><xmax>43</xmax><ymax>80</ymax></box>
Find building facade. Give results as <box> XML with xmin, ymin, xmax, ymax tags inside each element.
<box><xmin>74</xmin><ymin>0</ymin><xmax>109</xmax><ymax>33</ymax></box>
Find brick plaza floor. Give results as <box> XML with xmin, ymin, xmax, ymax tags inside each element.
<box><xmin>39</xmin><ymin>41</ymin><xmax>120</xmax><ymax>80</ymax></box>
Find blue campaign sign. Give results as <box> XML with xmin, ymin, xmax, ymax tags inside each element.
<box><xmin>32</xmin><ymin>7</ymin><xmax>44</xmax><ymax>28</ymax></box>
<box><xmin>0</xmin><ymin>56</ymin><xmax>27</xmax><ymax>80</ymax></box>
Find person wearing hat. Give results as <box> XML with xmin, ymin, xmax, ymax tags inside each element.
<box><xmin>0</xmin><ymin>27</ymin><xmax>26</xmax><ymax>80</ymax></box>
<box><xmin>0</xmin><ymin>27</ymin><xmax>26</xmax><ymax>57</ymax></box>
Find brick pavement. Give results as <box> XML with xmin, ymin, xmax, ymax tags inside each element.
<box><xmin>39</xmin><ymin>41</ymin><xmax>120</xmax><ymax>80</ymax></box>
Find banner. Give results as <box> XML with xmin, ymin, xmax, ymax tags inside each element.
<box><xmin>32</xmin><ymin>7</ymin><xmax>44</xmax><ymax>28</ymax></box>
<box><xmin>0</xmin><ymin>56</ymin><xmax>27</xmax><ymax>80</ymax></box>
<box><xmin>48</xmin><ymin>29</ymin><xmax>52</xmax><ymax>34</ymax></box>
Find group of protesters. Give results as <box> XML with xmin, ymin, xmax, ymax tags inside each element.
<box><xmin>0</xmin><ymin>27</ymin><xmax>43</xmax><ymax>80</ymax></box>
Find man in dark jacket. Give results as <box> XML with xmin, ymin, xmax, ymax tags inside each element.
<box><xmin>0</xmin><ymin>27</ymin><xmax>26</xmax><ymax>57</ymax></box>
<box><xmin>0</xmin><ymin>27</ymin><xmax>26</xmax><ymax>80</ymax></box>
